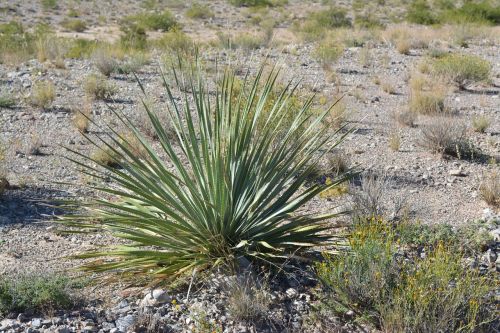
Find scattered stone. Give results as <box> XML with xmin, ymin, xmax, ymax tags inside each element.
<box><xmin>115</xmin><ymin>314</ymin><xmax>136</xmax><ymax>332</ymax></box>
<box><xmin>449</xmin><ymin>169</ymin><xmax>466</xmax><ymax>177</ymax></box>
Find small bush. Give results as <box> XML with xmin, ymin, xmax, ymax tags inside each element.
<box><xmin>472</xmin><ymin>115</ymin><xmax>490</xmax><ymax>133</ymax></box>
<box><xmin>115</xmin><ymin>52</ymin><xmax>150</xmax><ymax>74</ymax></box>
<box><xmin>313</xmin><ymin>40</ymin><xmax>344</xmax><ymax>67</ymax></box>
<box><xmin>431</xmin><ymin>54</ymin><xmax>491</xmax><ymax>89</ymax></box>
<box><xmin>419</xmin><ymin>118</ymin><xmax>477</xmax><ymax>159</ymax></box>
<box><xmin>317</xmin><ymin>219</ymin><xmax>400</xmax><ymax>314</ymax></box>
<box><xmin>61</xmin><ymin>19</ymin><xmax>87</xmax><ymax>32</ymax></box>
<box><xmin>396</xmin><ymin>221</ymin><xmax>494</xmax><ymax>254</ymax></box>
<box><xmin>91</xmin><ymin>48</ymin><xmax>118</xmax><ymax>76</ymax></box>
<box><xmin>120</xmin><ymin>24</ymin><xmax>148</xmax><ymax>50</ymax></box>
<box><xmin>406</xmin><ymin>0</ymin><xmax>437</xmax><ymax>25</ymax></box>
<box><xmin>36</xmin><ymin>35</ymin><xmax>66</xmax><ymax>65</ymax></box>
<box><xmin>218</xmin><ymin>31</ymin><xmax>269</xmax><ymax>50</ymax></box>
<box><xmin>228</xmin><ymin>0</ymin><xmax>286</xmax><ymax>7</ymax></box>
<box><xmin>186</xmin><ymin>3</ymin><xmax>214</xmax><ymax>19</ymax></box>
<box><xmin>409</xmin><ymin>75</ymin><xmax>448</xmax><ymax>114</ymax></box>
<box><xmin>396</xmin><ymin>38</ymin><xmax>411</xmax><ymax>55</ymax></box>
<box><xmin>309</xmin><ymin>7</ymin><xmax>352</xmax><ymax>29</ymax></box>
<box><xmin>72</xmin><ymin>102</ymin><xmax>92</xmax><ymax>133</ymax></box>
<box><xmin>381</xmin><ymin>81</ymin><xmax>396</xmax><ymax>94</ymax></box>
<box><xmin>0</xmin><ymin>21</ymin><xmax>36</xmax><ymax>65</ymax></box>
<box><xmin>388</xmin><ymin>131</ymin><xmax>401</xmax><ymax>151</ymax></box>
<box><xmin>299</xmin><ymin>7</ymin><xmax>351</xmax><ymax>40</ymax></box>
<box><xmin>31</xmin><ymin>81</ymin><xmax>56</xmax><ymax>109</ymax></box>
<box><xmin>394</xmin><ymin>110</ymin><xmax>417</xmax><ymax>128</ymax></box>
<box><xmin>226</xmin><ymin>274</ymin><xmax>271</xmax><ymax>322</ymax></box>
<box><xmin>0</xmin><ymin>274</ymin><xmax>75</xmax><ymax>316</ymax></box>
<box><xmin>41</xmin><ymin>0</ymin><xmax>57</xmax><ymax>11</ymax></box>
<box><xmin>317</xmin><ymin>218</ymin><xmax>497</xmax><ymax>332</ymax></box>
<box><xmin>124</xmin><ymin>10</ymin><xmax>178</xmax><ymax>32</ymax></box>
<box><xmin>156</xmin><ymin>30</ymin><xmax>195</xmax><ymax>54</ymax></box>
<box><xmin>66</xmin><ymin>39</ymin><xmax>99</xmax><ymax>59</ymax></box>
<box><xmin>479</xmin><ymin>171</ymin><xmax>499</xmax><ymax>207</ymax></box>
<box><xmin>354</xmin><ymin>14</ymin><xmax>384</xmax><ymax>29</ymax></box>
<box><xmin>441</xmin><ymin>1</ymin><xmax>500</xmax><ymax>25</ymax></box>
<box><xmin>84</xmin><ymin>74</ymin><xmax>117</xmax><ymax>100</ymax></box>
<box><xmin>0</xmin><ymin>93</ymin><xmax>16</xmax><ymax>108</ymax></box>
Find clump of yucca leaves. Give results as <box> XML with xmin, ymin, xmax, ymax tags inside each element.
<box><xmin>61</xmin><ymin>64</ymin><xmax>351</xmax><ymax>282</ymax></box>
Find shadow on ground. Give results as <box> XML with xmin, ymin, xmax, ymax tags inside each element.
<box><xmin>0</xmin><ymin>186</ymin><xmax>70</xmax><ymax>225</ymax></box>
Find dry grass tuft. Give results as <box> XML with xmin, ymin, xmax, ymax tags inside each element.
<box><xmin>31</xmin><ymin>81</ymin><xmax>56</xmax><ymax>109</ymax></box>
<box><xmin>479</xmin><ymin>171</ymin><xmax>500</xmax><ymax>207</ymax></box>
<box><xmin>409</xmin><ymin>73</ymin><xmax>449</xmax><ymax>115</ymax></box>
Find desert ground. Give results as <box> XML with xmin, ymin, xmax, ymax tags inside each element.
<box><xmin>0</xmin><ymin>0</ymin><xmax>499</xmax><ymax>332</ymax></box>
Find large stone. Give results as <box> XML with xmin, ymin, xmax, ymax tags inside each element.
<box><xmin>140</xmin><ymin>289</ymin><xmax>170</xmax><ymax>307</ymax></box>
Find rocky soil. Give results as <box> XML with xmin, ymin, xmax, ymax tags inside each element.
<box><xmin>0</xmin><ymin>0</ymin><xmax>499</xmax><ymax>332</ymax></box>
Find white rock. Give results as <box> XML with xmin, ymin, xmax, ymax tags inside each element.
<box><xmin>285</xmin><ymin>288</ymin><xmax>298</xmax><ymax>299</ymax></box>
<box><xmin>140</xmin><ymin>289</ymin><xmax>170</xmax><ymax>307</ymax></box>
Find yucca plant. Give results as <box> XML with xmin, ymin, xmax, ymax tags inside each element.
<box><xmin>60</xmin><ymin>64</ymin><xmax>352</xmax><ymax>281</ymax></box>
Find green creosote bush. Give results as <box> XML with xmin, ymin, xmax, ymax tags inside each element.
<box><xmin>317</xmin><ymin>217</ymin><xmax>497</xmax><ymax>332</ymax></box>
<box><xmin>120</xmin><ymin>24</ymin><xmax>148</xmax><ymax>50</ymax></box>
<box><xmin>60</xmin><ymin>65</ymin><xmax>352</xmax><ymax>282</ymax></box>
<box><xmin>186</xmin><ymin>3</ymin><xmax>214</xmax><ymax>19</ymax></box>
<box><xmin>407</xmin><ymin>0</ymin><xmax>500</xmax><ymax>25</ymax></box>
<box><xmin>431</xmin><ymin>54</ymin><xmax>491</xmax><ymax>89</ymax></box>
<box><xmin>66</xmin><ymin>39</ymin><xmax>99</xmax><ymax>59</ymax></box>
<box><xmin>123</xmin><ymin>10</ymin><xmax>178</xmax><ymax>32</ymax></box>
<box><xmin>0</xmin><ymin>274</ymin><xmax>77</xmax><ymax>316</ymax></box>
<box><xmin>299</xmin><ymin>7</ymin><xmax>351</xmax><ymax>41</ymax></box>
<box><xmin>228</xmin><ymin>0</ymin><xmax>287</xmax><ymax>7</ymax></box>
<box><xmin>61</xmin><ymin>19</ymin><xmax>87</xmax><ymax>32</ymax></box>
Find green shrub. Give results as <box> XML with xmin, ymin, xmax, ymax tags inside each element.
<box><xmin>0</xmin><ymin>21</ymin><xmax>36</xmax><ymax>64</ymax></box>
<box><xmin>120</xmin><ymin>24</ymin><xmax>148</xmax><ymax>50</ymax></box>
<box><xmin>61</xmin><ymin>19</ymin><xmax>87</xmax><ymax>32</ymax></box>
<box><xmin>397</xmin><ymin>221</ymin><xmax>493</xmax><ymax>254</ymax></box>
<box><xmin>317</xmin><ymin>218</ymin><xmax>497</xmax><ymax>332</ymax></box>
<box><xmin>228</xmin><ymin>0</ymin><xmax>286</xmax><ymax>7</ymax></box>
<box><xmin>60</xmin><ymin>65</ymin><xmax>351</xmax><ymax>281</ymax></box>
<box><xmin>115</xmin><ymin>52</ymin><xmax>150</xmax><ymax>74</ymax></box>
<box><xmin>299</xmin><ymin>7</ymin><xmax>352</xmax><ymax>41</ymax></box>
<box><xmin>0</xmin><ymin>21</ymin><xmax>23</xmax><ymax>34</ymax></box>
<box><xmin>155</xmin><ymin>29</ymin><xmax>195</xmax><ymax>54</ymax></box>
<box><xmin>0</xmin><ymin>274</ymin><xmax>75</xmax><ymax>315</ymax></box>
<box><xmin>186</xmin><ymin>3</ymin><xmax>214</xmax><ymax>19</ymax></box>
<box><xmin>441</xmin><ymin>1</ymin><xmax>500</xmax><ymax>25</ymax></box>
<box><xmin>41</xmin><ymin>0</ymin><xmax>57</xmax><ymax>10</ymax></box>
<box><xmin>317</xmin><ymin>219</ymin><xmax>399</xmax><ymax>313</ymax></box>
<box><xmin>407</xmin><ymin>0</ymin><xmax>437</xmax><ymax>25</ymax></box>
<box><xmin>0</xmin><ymin>93</ymin><xmax>16</xmax><ymax>108</ymax></box>
<box><xmin>381</xmin><ymin>245</ymin><xmax>494</xmax><ymax>332</ymax></box>
<box><xmin>66</xmin><ymin>39</ymin><xmax>99</xmax><ymax>59</ymax></box>
<box><xmin>313</xmin><ymin>40</ymin><xmax>344</xmax><ymax>67</ymax></box>
<box><xmin>431</xmin><ymin>54</ymin><xmax>491</xmax><ymax>89</ymax></box>
<box><xmin>354</xmin><ymin>14</ymin><xmax>384</xmax><ymax>29</ymax></box>
<box><xmin>124</xmin><ymin>10</ymin><xmax>178</xmax><ymax>32</ymax></box>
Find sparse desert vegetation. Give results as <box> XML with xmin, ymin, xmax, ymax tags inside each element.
<box><xmin>0</xmin><ymin>0</ymin><xmax>499</xmax><ymax>332</ymax></box>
